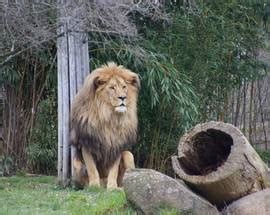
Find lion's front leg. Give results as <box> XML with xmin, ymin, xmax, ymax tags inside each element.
<box><xmin>107</xmin><ymin>156</ymin><xmax>121</xmax><ymax>189</ymax></box>
<box><xmin>72</xmin><ymin>154</ymin><xmax>88</xmax><ymax>188</ymax></box>
<box><xmin>82</xmin><ymin>146</ymin><xmax>100</xmax><ymax>187</ymax></box>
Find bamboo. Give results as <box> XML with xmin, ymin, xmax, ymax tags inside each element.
<box><xmin>249</xmin><ymin>81</ymin><xmax>254</xmax><ymax>143</ymax></box>
<box><xmin>242</xmin><ymin>81</ymin><xmax>246</xmax><ymax>134</ymax></box>
<box><xmin>257</xmin><ymin>80</ymin><xmax>268</xmax><ymax>150</ymax></box>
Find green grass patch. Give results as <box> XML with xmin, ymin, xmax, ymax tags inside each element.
<box><xmin>0</xmin><ymin>176</ymin><xmax>136</xmax><ymax>215</ymax></box>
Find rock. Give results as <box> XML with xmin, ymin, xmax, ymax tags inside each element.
<box><xmin>123</xmin><ymin>168</ymin><xmax>219</xmax><ymax>215</ymax></box>
<box><xmin>222</xmin><ymin>189</ymin><xmax>270</xmax><ymax>215</ymax></box>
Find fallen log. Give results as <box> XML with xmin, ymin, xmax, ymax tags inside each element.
<box><xmin>172</xmin><ymin>121</ymin><xmax>270</xmax><ymax>207</ymax></box>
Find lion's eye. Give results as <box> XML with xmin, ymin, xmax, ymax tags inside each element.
<box><xmin>123</xmin><ymin>86</ymin><xmax>127</xmax><ymax>89</ymax></box>
<box><xmin>109</xmin><ymin>86</ymin><xmax>115</xmax><ymax>90</ymax></box>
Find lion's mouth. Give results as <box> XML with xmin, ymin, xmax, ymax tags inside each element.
<box><xmin>115</xmin><ymin>104</ymin><xmax>127</xmax><ymax>113</ymax></box>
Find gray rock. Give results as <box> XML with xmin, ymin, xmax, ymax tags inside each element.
<box><xmin>222</xmin><ymin>188</ymin><xmax>270</xmax><ymax>215</ymax></box>
<box><xmin>123</xmin><ymin>168</ymin><xmax>219</xmax><ymax>215</ymax></box>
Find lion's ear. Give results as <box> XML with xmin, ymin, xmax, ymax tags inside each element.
<box><xmin>93</xmin><ymin>76</ymin><xmax>106</xmax><ymax>90</ymax></box>
<box><xmin>129</xmin><ymin>74</ymin><xmax>140</xmax><ymax>90</ymax></box>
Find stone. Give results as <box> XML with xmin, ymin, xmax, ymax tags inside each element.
<box><xmin>123</xmin><ymin>168</ymin><xmax>219</xmax><ymax>215</ymax></box>
<box><xmin>222</xmin><ymin>189</ymin><xmax>270</xmax><ymax>215</ymax></box>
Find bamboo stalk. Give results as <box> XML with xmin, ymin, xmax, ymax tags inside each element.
<box><xmin>249</xmin><ymin>81</ymin><xmax>254</xmax><ymax>143</ymax></box>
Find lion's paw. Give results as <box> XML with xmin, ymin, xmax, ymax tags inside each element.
<box><xmin>107</xmin><ymin>186</ymin><xmax>123</xmax><ymax>192</ymax></box>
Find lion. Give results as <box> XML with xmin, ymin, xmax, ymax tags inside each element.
<box><xmin>70</xmin><ymin>62</ymin><xmax>140</xmax><ymax>189</ymax></box>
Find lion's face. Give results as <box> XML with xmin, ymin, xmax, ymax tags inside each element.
<box><xmin>91</xmin><ymin>63</ymin><xmax>140</xmax><ymax>114</ymax></box>
<box><xmin>99</xmin><ymin>76</ymin><xmax>128</xmax><ymax>113</ymax></box>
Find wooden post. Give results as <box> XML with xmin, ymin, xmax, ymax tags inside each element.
<box><xmin>57</xmin><ymin>17</ymin><xmax>66</xmax><ymax>183</ymax></box>
<box><xmin>57</xmin><ymin>0</ymin><xmax>89</xmax><ymax>186</ymax></box>
<box><xmin>68</xmin><ymin>28</ymin><xmax>89</xmax><ymax>178</ymax></box>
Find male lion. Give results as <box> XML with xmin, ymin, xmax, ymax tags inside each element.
<box><xmin>70</xmin><ymin>62</ymin><xmax>140</xmax><ymax>189</ymax></box>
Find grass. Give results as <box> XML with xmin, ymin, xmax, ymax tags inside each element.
<box><xmin>0</xmin><ymin>176</ymin><xmax>135</xmax><ymax>215</ymax></box>
<box><xmin>0</xmin><ymin>175</ymin><xmax>182</xmax><ymax>215</ymax></box>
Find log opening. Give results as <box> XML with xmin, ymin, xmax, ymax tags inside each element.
<box><xmin>179</xmin><ymin>129</ymin><xmax>233</xmax><ymax>175</ymax></box>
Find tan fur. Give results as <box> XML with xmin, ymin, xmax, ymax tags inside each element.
<box><xmin>117</xmin><ymin>151</ymin><xmax>135</xmax><ymax>186</ymax></box>
<box><xmin>70</xmin><ymin>62</ymin><xmax>140</xmax><ymax>188</ymax></box>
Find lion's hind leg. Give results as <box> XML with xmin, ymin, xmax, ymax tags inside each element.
<box><xmin>122</xmin><ymin>151</ymin><xmax>135</xmax><ymax>169</ymax></box>
<box><xmin>117</xmin><ymin>151</ymin><xmax>135</xmax><ymax>187</ymax></box>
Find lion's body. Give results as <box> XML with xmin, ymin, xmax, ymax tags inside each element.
<box><xmin>70</xmin><ymin>62</ymin><xmax>139</xmax><ymax>188</ymax></box>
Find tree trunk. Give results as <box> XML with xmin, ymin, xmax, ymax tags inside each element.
<box><xmin>171</xmin><ymin>121</ymin><xmax>270</xmax><ymax>207</ymax></box>
<box><xmin>57</xmin><ymin>0</ymin><xmax>89</xmax><ymax>186</ymax></box>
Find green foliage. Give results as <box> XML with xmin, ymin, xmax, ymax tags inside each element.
<box><xmin>27</xmin><ymin>92</ymin><xmax>57</xmax><ymax>175</ymax></box>
<box><xmin>1</xmin><ymin>49</ymin><xmax>57</xmax><ymax>171</ymax></box>
<box><xmin>256</xmin><ymin>148</ymin><xmax>270</xmax><ymax>164</ymax></box>
<box><xmin>0</xmin><ymin>176</ymin><xmax>136</xmax><ymax>214</ymax></box>
<box><xmin>145</xmin><ymin>0</ymin><xmax>266</xmax><ymax>121</ymax></box>
<box><xmin>0</xmin><ymin>67</ymin><xmax>20</xmax><ymax>86</ymax></box>
<box><xmin>0</xmin><ymin>155</ymin><xmax>14</xmax><ymax>176</ymax></box>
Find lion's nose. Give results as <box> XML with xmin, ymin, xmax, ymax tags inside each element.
<box><xmin>118</xmin><ymin>96</ymin><xmax>126</xmax><ymax>101</ymax></box>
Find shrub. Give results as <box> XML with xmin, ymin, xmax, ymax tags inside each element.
<box><xmin>27</xmin><ymin>92</ymin><xmax>57</xmax><ymax>175</ymax></box>
<box><xmin>256</xmin><ymin>148</ymin><xmax>270</xmax><ymax>165</ymax></box>
<box><xmin>0</xmin><ymin>155</ymin><xmax>14</xmax><ymax>176</ymax></box>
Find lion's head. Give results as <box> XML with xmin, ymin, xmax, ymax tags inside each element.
<box><xmin>91</xmin><ymin>62</ymin><xmax>140</xmax><ymax>114</ymax></box>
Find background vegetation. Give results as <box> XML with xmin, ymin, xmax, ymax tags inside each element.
<box><xmin>0</xmin><ymin>0</ymin><xmax>269</xmax><ymax>175</ymax></box>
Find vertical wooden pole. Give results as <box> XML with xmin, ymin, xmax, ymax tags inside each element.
<box><xmin>57</xmin><ymin>21</ymin><xmax>70</xmax><ymax>185</ymax></box>
<box><xmin>62</xmin><ymin>21</ymin><xmax>70</xmax><ymax>185</ymax></box>
<box><xmin>68</xmin><ymin>32</ymin><xmax>89</xmax><ymax>178</ymax></box>
<box><xmin>57</xmin><ymin>29</ymin><xmax>63</xmax><ymax>181</ymax></box>
<box><xmin>57</xmin><ymin>12</ymin><xmax>65</xmax><ymax>183</ymax></box>
<box><xmin>57</xmin><ymin>0</ymin><xmax>89</xmax><ymax>185</ymax></box>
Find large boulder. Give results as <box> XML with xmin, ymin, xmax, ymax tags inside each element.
<box><xmin>123</xmin><ymin>168</ymin><xmax>219</xmax><ymax>215</ymax></box>
<box><xmin>223</xmin><ymin>188</ymin><xmax>270</xmax><ymax>215</ymax></box>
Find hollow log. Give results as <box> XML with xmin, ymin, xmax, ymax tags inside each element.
<box><xmin>172</xmin><ymin>121</ymin><xmax>270</xmax><ymax>207</ymax></box>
